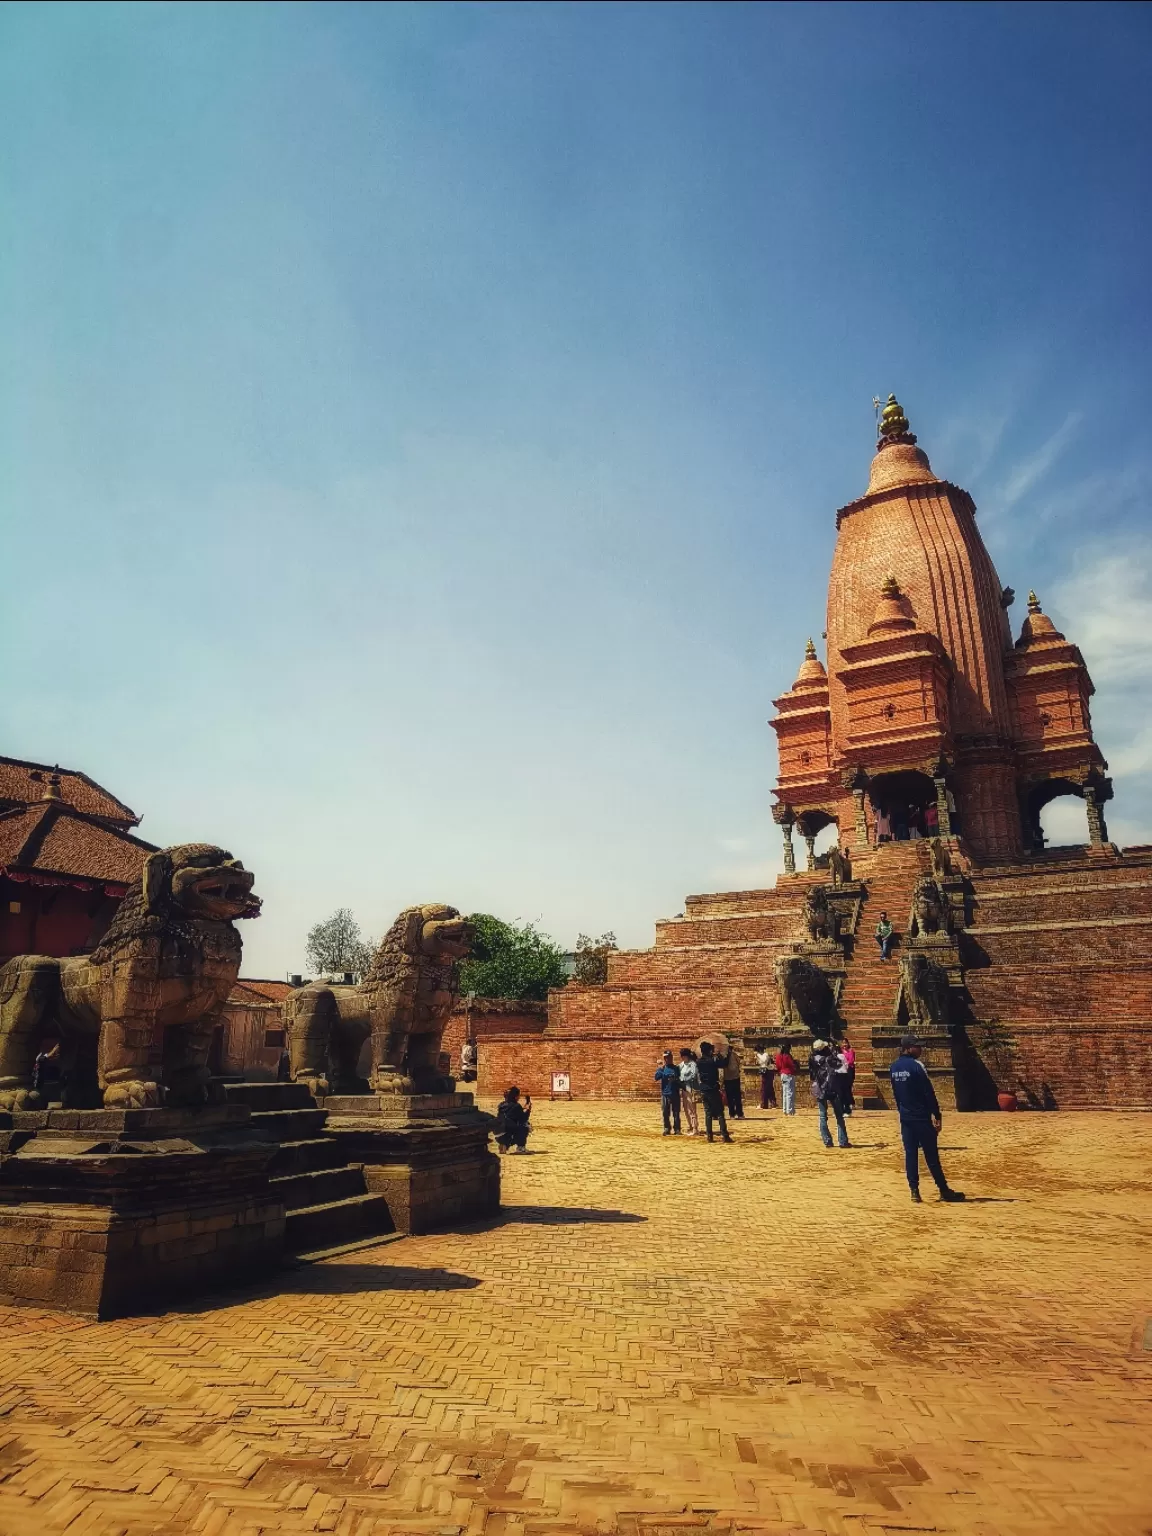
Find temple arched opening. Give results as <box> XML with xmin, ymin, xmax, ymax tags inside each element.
<box><xmin>868</xmin><ymin>770</ymin><xmax>938</xmax><ymax>841</ymax></box>
<box><xmin>1026</xmin><ymin>778</ymin><xmax>1089</xmax><ymax>851</ymax></box>
<box><xmin>795</xmin><ymin>811</ymin><xmax>839</xmax><ymax>870</ymax></box>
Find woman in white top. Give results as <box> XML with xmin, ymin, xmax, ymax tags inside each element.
<box><xmin>754</xmin><ymin>1044</ymin><xmax>776</xmax><ymax>1109</ymax></box>
<box><xmin>678</xmin><ymin>1047</ymin><xmax>700</xmax><ymax>1135</ymax></box>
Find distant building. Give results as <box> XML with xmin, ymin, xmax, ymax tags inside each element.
<box><xmin>0</xmin><ymin>756</ymin><xmax>155</xmax><ymax>962</ymax></box>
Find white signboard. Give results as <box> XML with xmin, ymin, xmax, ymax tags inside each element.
<box><xmin>551</xmin><ymin>1071</ymin><xmax>571</xmax><ymax>1096</ymax></box>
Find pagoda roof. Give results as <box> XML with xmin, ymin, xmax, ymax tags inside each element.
<box><xmin>0</xmin><ymin>755</ymin><xmax>140</xmax><ymax>827</ymax></box>
<box><xmin>0</xmin><ymin>801</ymin><xmax>156</xmax><ymax>892</ymax></box>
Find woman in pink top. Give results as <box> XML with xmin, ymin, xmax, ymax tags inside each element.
<box><xmin>838</xmin><ymin>1039</ymin><xmax>857</xmax><ymax>1115</ymax></box>
<box><xmin>774</xmin><ymin>1041</ymin><xmax>798</xmax><ymax>1116</ymax></box>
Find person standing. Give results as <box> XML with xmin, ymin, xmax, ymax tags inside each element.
<box><xmin>838</xmin><ymin>1037</ymin><xmax>856</xmax><ymax>1115</ymax></box>
<box><xmin>809</xmin><ymin>1039</ymin><xmax>850</xmax><ymax>1148</ymax></box>
<box><xmin>678</xmin><ymin>1047</ymin><xmax>700</xmax><ymax>1135</ymax></box>
<box><xmin>875</xmin><ymin>912</ymin><xmax>895</xmax><ymax>960</ymax></box>
<box><xmin>696</xmin><ymin>1041</ymin><xmax>733</xmax><ymax>1143</ymax></box>
<box><xmin>775</xmin><ymin>1042</ymin><xmax>798</xmax><ymax>1115</ymax></box>
<box><xmin>875</xmin><ymin>806</ymin><xmax>892</xmax><ymax>843</ymax></box>
<box><xmin>723</xmin><ymin>1040</ymin><xmax>745</xmax><ymax>1119</ymax></box>
<box><xmin>32</xmin><ymin>1041</ymin><xmax>62</xmax><ymax>1104</ymax></box>
<box><xmin>754</xmin><ymin>1043</ymin><xmax>776</xmax><ymax>1109</ymax></box>
<box><xmin>890</xmin><ymin>1034</ymin><xmax>965</xmax><ymax>1202</ymax></box>
<box><xmin>654</xmin><ymin>1051</ymin><xmax>682</xmax><ymax>1135</ymax></box>
<box><xmin>460</xmin><ymin>1038</ymin><xmax>478</xmax><ymax>1083</ymax></box>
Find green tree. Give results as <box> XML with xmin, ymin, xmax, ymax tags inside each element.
<box><xmin>305</xmin><ymin>908</ymin><xmax>376</xmax><ymax>980</ymax></box>
<box><xmin>458</xmin><ymin>914</ymin><xmax>569</xmax><ymax>1002</ymax></box>
<box><xmin>572</xmin><ymin>931</ymin><xmax>618</xmax><ymax>985</ymax></box>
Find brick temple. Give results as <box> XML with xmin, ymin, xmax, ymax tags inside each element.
<box><xmin>481</xmin><ymin>398</ymin><xmax>1152</xmax><ymax>1109</ymax></box>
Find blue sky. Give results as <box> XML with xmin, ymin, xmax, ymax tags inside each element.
<box><xmin>3</xmin><ymin>1</ymin><xmax>1150</xmax><ymax>975</ymax></box>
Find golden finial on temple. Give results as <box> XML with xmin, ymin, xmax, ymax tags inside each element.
<box><xmin>1027</xmin><ymin>590</ymin><xmax>1041</xmax><ymax>613</ymax></box>
<box><xmin>881</xmin><ymin>573</ymin><xmax>901</xmax><ymax>599</ymax></box>
<box><xmin>878</xmin><ymin>393</ymin><xmax>911</xmax><ymax>442</ymax></box>
<box><xmin>805</xmin><ymin>637</ymin><xmax>817</xmax><ymax>659</ymax></box>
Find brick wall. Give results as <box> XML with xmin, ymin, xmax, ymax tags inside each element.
<box><xmin>443</xmin><ymin>999</ymin><xmax>547</xmax><ymax>1073</ymax></box>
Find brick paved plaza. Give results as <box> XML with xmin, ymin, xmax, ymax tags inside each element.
<box><xmin>0</xmin><ymin>1102</ymin><xmax>1149</xmax><ymax>1536</ymax></box>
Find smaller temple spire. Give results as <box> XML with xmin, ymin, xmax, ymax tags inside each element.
<box><xmin>1017</xmin><ymin>589</ymin><xmax>1061</xmax><ymax>646</ymax></box>
<box><xmin>805</xmin><ymin>637</ymin><xmax>817</xmax><ymax>658</ymax></box>
<box><xmin>878</xmin><ymin>393</ymin><xmax>911</xmax><ymax>441</ymax></box>
<box><xmin>869</xmin><ymin>574</ymin><xmax>918</xmax><ymax>634</ymax></box>
<box><xmin>41</xmin><ymin>771</ymin><xmax>63</xmax><ymax>803</ymax></box>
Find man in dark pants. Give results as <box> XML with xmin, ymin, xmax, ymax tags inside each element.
<box><xmin>654</xmin><ymin>1051</ymin><xmax>682</xmax><ymax>1135</ymax></box>
<box><xmin>696</xmin><ymin>1041</ymin><xmax>734</xmax><ymax>1143</ymax></box>
<box><xmin>890</xmin><ymin>1034</ymin><xmax>965</xmax><ymax>1203</ymax></box>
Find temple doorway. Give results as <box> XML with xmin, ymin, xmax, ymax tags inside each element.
<box><xmin>1025</xmin><ymin>779</ymin><xmax>1088</xmax><ymax>851</ymax></box>
<box><xmin>795</xmin><ymin>812</ymin><xmax>839</xmax><ymax>870</ymax></box>
<box><xmin>869</xmin><ymin>770</ymin><xmax>939</xmax><ymax>842</ymax></box>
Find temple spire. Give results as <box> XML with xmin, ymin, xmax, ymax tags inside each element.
<box><xmin>1027</xmin><ymin>589</ymin><xmax>1041</xmax><ymax>613</ymax></box>
<box><xmin>877</xmin><ymin>393</ymin><xmax>915</xmax><ymax>446</ymax></box>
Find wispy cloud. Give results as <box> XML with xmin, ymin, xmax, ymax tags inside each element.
<box><xmin>1050</xmin><ymin>537</ymin><xmax>1152</xmax><ymax>845</ymax></box>
<box><xmin>999</xmin><ymin>411</ymin><xmax>1084</xmax><ymax>508</ymax></box>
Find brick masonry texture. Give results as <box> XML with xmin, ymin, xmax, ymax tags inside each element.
<box><xmin>477</xmin><ymin>840</ymin><xmax>1152</xmax><ymax>1107</ymax></box>
<box><xmin>0</xmin><ymin>1101</ymin><xmax>1149</xmax><ymax>1535</ymax></box>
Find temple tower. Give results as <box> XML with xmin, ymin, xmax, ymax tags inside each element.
<box><xmin>772</xmin><ymin>396</ymin><xmax>1111</xmax><ymax>865</ymax></box>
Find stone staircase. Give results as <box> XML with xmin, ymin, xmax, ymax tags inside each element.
<box><xmin>222</xmin><ymin>1083</ymin><xmax>396</xmax><ymax>1260</ymax></box>
<box><xmin>837</xmin><ymin>841</ymin><xmax>938</xmax><ymax>1105</ymax></box>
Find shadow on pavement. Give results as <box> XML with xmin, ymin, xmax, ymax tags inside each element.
<box><xmin>446</xmin><ymin>1205</ymin><xmax>647</xmax><ymax>1233</ymax></box>
<box><xmin>282</xmin><ymin>1264</ymin><xmax>482</xmax><ymax>1293</ymax></box>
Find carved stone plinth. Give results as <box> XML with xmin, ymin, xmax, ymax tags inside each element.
<box><xmin>323</xmin><ymin>1092</ymin><xmax>499</xmax><ymax>1235</ymax></box>
<box><xmin>0</xmin><ymin>1105</ymin><xmax>284</xmax><ymax>1319</ymax></box>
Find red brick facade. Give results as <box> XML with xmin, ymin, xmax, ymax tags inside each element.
<box><xmin>478</xmin><ymin>400</ymin><xmax>1150</xmax><ymax>1111</ymax></box>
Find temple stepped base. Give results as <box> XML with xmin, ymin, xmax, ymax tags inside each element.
<box><xmin>0</xmin><ymin>1105</ymin><xmax>284</xmax><ymax>1319</ymax></box>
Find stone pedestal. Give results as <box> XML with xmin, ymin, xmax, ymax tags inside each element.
<box><xmin>322</xmin><ymin>1092</ymin><xmax>499</xmax><ymax>1235</ymax></box>
<box><xmin>0</xmin><ymin>1105</ymin><xmax>284</xmax><ymax>1319</ymax></box>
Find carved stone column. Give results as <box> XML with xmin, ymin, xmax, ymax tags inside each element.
<box><xmin>852</xmin><ymin>787</ymin><xmax>869</xmax><ymax>847</ymax></box>
<box><xmin>773</xmin><ymin>804</ymin><xmax>797</xmax><ymax>875</ymax></box>
<box><xmin>933</xmin><ymin>775</ymin><xmax>952</xmax><ymax>836</ymax></box>
<box><xmin>1084</xmin><ymin>785</ymin><xmax>1106</xmax><ymax>846</ymax></box>
<box><xmin>781</xmin><ymin>821</ymin><xmax>796</xmax><ymax>875</ymax></box>
<box><xmin>804</xmin><ymin>833</ymin><xmax>816</xmax><ymax>872</ymax></box>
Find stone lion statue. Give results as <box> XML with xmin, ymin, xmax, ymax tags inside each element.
<box><xmin>774</xmin><ymin>954</ymin><xmax>836</xmax><ymax>1036</ymax></box>
<box><xmin>284</xmin><ymin>903</ymin><xmax>472</xmax><ymax>1098</ymax></box>
<box><xmin>909</xmin><ymin>876</ymin><xmax>951</xmax><ymax>937</ymax></box>
<box><xmin>900</xmin><ymin>952</ymin><xmax>953</xmax><ymax>1034</ymax></box>
<box><xmin>0</xmin><ymin>844</ymin><xmax>260</xmax><ymax>1111</ymax></box>
<box><xmin>801</xmin><ymin>885</ymin><xmax>838</xmax><ymax>943</ymax></box>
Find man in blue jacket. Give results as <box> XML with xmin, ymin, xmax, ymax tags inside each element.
<box><xmin>654</xmin><ymin>1051</ymin><xmax>682</xmax><ymax>1135</ymax></box>
<box><xmin>890</xmin><ymin>1034</ymin><xmax>965</xmax><ymax>1203</ymax></box>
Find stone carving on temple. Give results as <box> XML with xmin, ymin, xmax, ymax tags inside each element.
<box><xmin>899</xmin><ymin>952</ymin><xmax>954</xmax><ymax>1036</ymax></box>
<box><xmin>774</xmin><ymin>954</ymin><xmax>838</xmax><ymax>1037</ymax></box>
<box><xmin>0</xmin><ymin>843</ymin><xmax>260</xmax><ymax>1110</ymax></box>
<box><xmin>284</xmin><ymin>903</ymin><xmax>472</xmax><ymax>1098</ymax></box>
<box><xmin>909</xmin><ymin>875</ymin><xmax>952</xmax><ymax>938</ymax></box>
<box><xmin>801</xmin><ymin>885</ymin><xmax>839</xmax><ymax>943</ymax></box>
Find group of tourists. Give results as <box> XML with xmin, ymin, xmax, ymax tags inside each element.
<box><xmin>654</xmin><ymin>1037</ymin><xmax>856</xmax><ymax>1146</ymax></box>
<box><xmin>650</xmin><ymin>1031</ymin><xmax>965</xmax><ymax>1199</ymax></box>
<box><xmin>489</xmin><ymin>1034</ymin><xmax>964</xmax><ymax>1201</ymax></box>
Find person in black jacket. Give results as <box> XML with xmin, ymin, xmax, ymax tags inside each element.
<box><xmin>494</xmin><ymin>1086</ymin><xmax>532</xmax><ymax>1154</ymax></box>
<box><xmin>890</xmin><ymin>1035</ymin><xmax>965</xmax><ymax>1202</ymax></box>
<box><xmin>696</xmin><ymin>1041</ymin><xmax>734</xmax><ymax>1144</ymax></box>
<box><xmin>808</xmin><ymin>1040</ymin><xmax>850</xmax><ymax>1148</ymax></box>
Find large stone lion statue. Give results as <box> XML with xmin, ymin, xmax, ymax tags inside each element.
<box><xmin>801</xmin><ymin>885</ymin><xmax>839</xmax><ymax>944</ymax></box>
<box><xmin>900</xmin><ymin>952</ymin><xmax>953</xmax><ymax>1034</ymax></box>
<box><xmin>774</xmin><ymin>954</ymin><xmax>836</xmax><ymax>1036</ymax></box>
<box><xmin>0</xmin><ymin>844</ymin><xmax>260</xmax><ymax>1111</ymax></box>
<box><xmin>284</xmin><ymin>903</ymin><xmax>472</xmax><ymax>1098</ymax></box>
<box><xmin>909</xmin><ymin>876</ymin><xmax>951</xmax><ymax>937</ymax></box>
